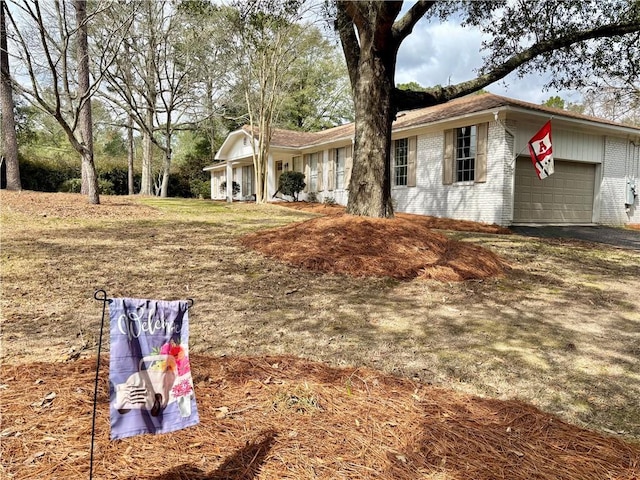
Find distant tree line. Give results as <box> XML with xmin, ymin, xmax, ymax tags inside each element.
<box><xmin>1</xmin><ymin>0</ymin><xmax>353</xmax><ymax>202</ymax></box>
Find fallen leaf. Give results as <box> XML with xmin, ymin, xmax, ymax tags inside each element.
<box><xmin>215</xmin><ymin>406</ymin><xmax>230</xmax><ymax>419</ymax></box>
<box><xmin>32</xmin><ymin>392</ymin><xmax>57</xmax><ymax>408</ymax></box>
<box><xmin>24</xmin><ymin>451</ymin><xmax>45</xmax><ymax>464</ymax></box>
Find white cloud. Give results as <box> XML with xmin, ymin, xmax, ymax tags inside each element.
<box><xmin>395</xmin><ymin>16</ymin><xmax>580</xmax><ymax>106</ymax></box>
<box><xmin>397</xmin><ymin>21</ymin><xmax>484</xmax><ymax>88</ymax></box>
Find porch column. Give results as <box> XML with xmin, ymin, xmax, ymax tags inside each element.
<box><xmin>226</xmin><ymin>161</ymin><xmax>233</xmax><ymax>203</ymax></box>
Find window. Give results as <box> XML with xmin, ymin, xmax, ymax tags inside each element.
<box><xmin>456</xmin><ymin>126</ymin><xmax>476</xmax><ymax>182</ymax></box>
<box><xmin>335</xmin><ymin>147</ymin><xmax>346</xmax><ymax>189</ymax></box>
<box><xmin>292</xmin><ymin>156</ymin><xmax>302</xmax><ymax>172</ymax></box>
<box><xmin>394</xmin><ymin>138</ymin><xmax>408</xmax><ymax>186</ymax></box>
<box><xmin>242</xmin><ymin>165</ymin><xmax>254</xmax><ymax>196</ymax></box>
<box><xmin>309</xmin><ymin>153</ymin><xmax>319</xmax><ymax>191</ymax></box>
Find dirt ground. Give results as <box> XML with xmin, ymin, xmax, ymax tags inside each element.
<box><xmin>1</xmin><ymin>191</ymin><xmax>640</xmax><ymax>479</ymax></box>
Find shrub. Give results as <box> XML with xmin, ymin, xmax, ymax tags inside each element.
<box><xmin>323</xmin><ymin>196</ymin><xmax>336</xmax><ymax>206</ymax></box>
<box><xmin>307</xmin><ymin>192</ymin><xmax>318</xmax><ymax>203</ymax></box>
<box><xmin>167</xmin><ymin>173</ymin><xmax>192</xmax><ymax>198</ymax></box>
<box><xmin>97</xmin><ymin>164</ymin><xmax>137</xmax><ymax>195</ymax></box>
<box><xmin>20</xmin><ymin>156</ymin><xmax>78</xmax><ymax>192</ymax></box>
<box><xmin>190</xmin><ymin>179</ymin><xmax>210</xmax><ymax>199</ymax></box>
<box><xmin>278</xmin><ymin>171</ymin><xmax>306</xmax><ymax>201</ymax></box>
<box><xmin>60</xmin><ymin>178</ymin><xmax>115</xmax><ymax>195</ymax></box>
<box><xmin>98</xmin><ymin>179</ymin><xmax>115</xmax><ymax>195</ymax></box>
<box><xmin>60</xmin><ymin>178</ymin><xmax>82</xmax><ymax>193</ymax></box>
<box><xmin>220</xmin><ymin>180</ymin><xmax>241</xmax><ymax>196</ymax></box>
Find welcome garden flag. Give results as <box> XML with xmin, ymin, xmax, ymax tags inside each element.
<box><xmin>528</xmin><ymin>121</ymin><xmax>554</xmax><ymax>180</ymax></box>
<box><xmin>109</xmin><ymin>298</ymin><xmax>199</xmax><ymax>440</ymax></box>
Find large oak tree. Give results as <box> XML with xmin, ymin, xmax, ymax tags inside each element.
<box><xmin>335</xmin><ymin>0</ymin><xmax>640</xmax><ymax>217</ymax></box>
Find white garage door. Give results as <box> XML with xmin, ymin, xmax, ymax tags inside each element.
<box><xmin>514</xmin><ymin>158</ymin><xmax>595</xmax><ymax>223</ymax></box>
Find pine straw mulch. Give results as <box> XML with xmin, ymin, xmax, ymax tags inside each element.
<box><xmin>242</xmin><ymin>204</ymin><xmax>511</xmax><ymax>281</ymax></box>
<box><xmin>276</xmin><ymin>201</ymin><xmax>513</xmax><ymax>235</ymax></box>
<box><xmin>2</xmin><ymin>355</ymin><xmax>639</xmax><ymax>480</ymax></box>
<box><xmin>0</xmin><ymin>190</ymin><xmax>161</xmax><ymax>220</ymax></box>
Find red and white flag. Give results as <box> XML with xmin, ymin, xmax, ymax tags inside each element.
<box><xmin>528</xmin><ymin>121</ymin><xmax>554</xmax><ymax>180</ymax></box>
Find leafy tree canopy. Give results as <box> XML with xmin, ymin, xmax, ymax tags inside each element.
<box><xmin>542</xmin><ymin>96</ymin><xmax>566</xmax><ymax>110</ymax></box>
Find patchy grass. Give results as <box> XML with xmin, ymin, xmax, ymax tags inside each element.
<box><xmin>1</xmin><ymin>191</ymin><xmax>640</xmax><ymax>479</ymax></box>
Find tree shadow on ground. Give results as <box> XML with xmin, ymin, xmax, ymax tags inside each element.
<box><xmin>131</xmin><ymin>430</ymin><xmax>277</xmax><ymax>480</ymax></box>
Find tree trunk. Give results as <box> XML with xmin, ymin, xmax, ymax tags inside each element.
<box><xmin>1</xmin><ymin>0</ymin><xmax>21</xmax><ymax>191</ymax></box>
<box><xmin>140</xmin><ymin>128</ymin><xmax>153</xmax><ymax>195</ymax></box>
<box><xmin>339</xmin><ymin>3</ymin><xmax>398</xmax><ymax>218</ymax></box>
<box><xmin>160</xmin><ymin>147</ymin><xmax>170</xmax><ymax>198</ymax></box>
<box><xmin>347</xmin><ymin>52</ymin><xmax>395</xmax><ymax>217</ymax></box>
<box><xmin>123</xmin><ymin>40</ymin><xmax>135</xmax><ymax>196</ymax></box>
<box><xmin>139</xmin><ymin>1</ymin><xmax>157</xmax><ymax>196</ymax></box>
<box><xmin>256</xmin><ymin>128</ymin><xmax>268</xmax><ymax>203</ymax></box>
<box><xmin>75</xmin><ymin>0</ymin><xmax>99</xmax><ymax>204</ymax></box>
<box><xmin>127</xmin><ymin>115</ymin><xmax>134</xmax><ymax>195</ymax></box>
<box><xmin>206</xmin><ymin>78</ymin><xmax>216</xmax><ymax>163</ymax></box>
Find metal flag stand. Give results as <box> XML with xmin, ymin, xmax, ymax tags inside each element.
<box><xmin>90</xmin><ymin>290</ymin><xmax>193</xmax><ymax>479</ymax></box>
<box><xmin>90</xmin><ymin>290</ymin><xmax>111</xmax><ymax>480</ymax></box>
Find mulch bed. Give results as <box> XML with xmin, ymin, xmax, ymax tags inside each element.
<box><xmin>242</xmin><ymin>209</ymin><xmax>511</xmax><ymax>281</ymax></box>
<box><xmin>0</xmin><ymin>190</ymin><xmax>160</xmax><ymax>220</ymax></box>
<box><xmin>2</xmin><ymin>355</ymin><xmax>639</xmax><ymax>480</ymax></box>
<box><xmin>274</xmin><ymin>201</ymin><xmax>513</xmax><ymax>234</ymax></box>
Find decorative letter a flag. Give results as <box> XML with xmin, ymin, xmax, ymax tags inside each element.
<box><xmin>528</xmin><ymin>121</ymin><xmax>554</xmax><ymax>180</ymax></box>
<box><xmin>109</xmin><ymin>298</ymin><xmax>199</xmax><ymax>440</ymax></box>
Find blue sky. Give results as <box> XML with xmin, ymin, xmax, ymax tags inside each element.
<box><xmin>394</xmin><ymin>14</ymin><xmax>582</xmax><ymax>106</ymax></box>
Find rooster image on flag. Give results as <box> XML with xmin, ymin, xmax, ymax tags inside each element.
<box><xmin>528</xmin><ymin>121</ymin><xmax>554</xmax><ymax>180</ymax></box>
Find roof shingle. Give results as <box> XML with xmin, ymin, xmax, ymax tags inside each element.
<box><xmin>246</xmin><ymin>93</ymin><xmax>640</xmax><ymax>149</ymax></box>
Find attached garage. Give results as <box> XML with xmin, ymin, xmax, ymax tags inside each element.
<box><xmin>513</xmin><ymin>158</ymin><xmax>596</xmax><ymax>223</ymax></box>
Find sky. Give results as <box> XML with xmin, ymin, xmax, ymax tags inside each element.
<box><xmin>393</xmin><ymin>13</ymin><xmax>582</xmax><ymax>106</ymax></box>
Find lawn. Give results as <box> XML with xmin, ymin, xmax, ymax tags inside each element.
<box><xmin>1</xmin><ymin>191</ymin><xmax>639</xmax><ymax>479</ymax></box>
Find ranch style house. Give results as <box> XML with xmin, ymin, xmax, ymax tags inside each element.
<box><xmin>204</xmin><ymin>93</ymin><xmax>640</xmax><ymax>226</ymax></box>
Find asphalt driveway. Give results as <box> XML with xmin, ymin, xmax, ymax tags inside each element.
<box><xmin>510</xmin><ymin>225</ymin><xmax>640</xmax><ymax>251</ymax></box>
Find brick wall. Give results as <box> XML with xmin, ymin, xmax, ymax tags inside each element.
<box><xmin>392</xmin><ymin>121</ymin><xmax>510</xmax><ymax>225</ymax></box>
<box><xmin>599</xmin><ymin>137</ymin><xmax>640</xmax><ymax>225</ymax></box>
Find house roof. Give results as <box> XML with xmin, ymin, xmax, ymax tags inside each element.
<box><xmin>243</xmin><ymin>122</ymin><xmax>355</xmax><ymax>149</ymax></box>
<box><xmin>392</xmin><ymin>93</ymin><xmax>640</xmax><ymax>132</ymax></box>
<box><xmin>241</xmin><ymin>93</ymin><xmax>640</xmax><ymax>150</ymax></box>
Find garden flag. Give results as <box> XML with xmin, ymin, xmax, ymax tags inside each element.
<box><xmin>528</xmin><ymin>121</ymin><xmax>554</xmax><ymax>180</ymax></box>
<box><xmin>109</xmin><ymin>298</ymin><xmax>199</xmax><ymax>440</ymax></box>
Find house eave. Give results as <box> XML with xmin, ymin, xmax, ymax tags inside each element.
<box><xmin>391</xmin><ymin>108</ymin><xmax>504</xmax><ymax>136</ymax></box>
<box><xmin>390</xmin><ymin>104</ymin><xmax>640</xmax><ymax>140</ymax></box>
<box><xmin>501</xmin><ymin>106</ymin><xmax>640</xmax><ymax>138</ymax></box>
